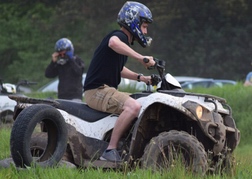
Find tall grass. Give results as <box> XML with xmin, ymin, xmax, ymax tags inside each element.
<box><xmin>1</xmin><ymin>83</ymin><xmax>252</xmax><ymax>178</ymax></box>
<box><xmin>0</xmin><ymin>127</ymin><xmax>11</xmax><ymax>159</ymax></box>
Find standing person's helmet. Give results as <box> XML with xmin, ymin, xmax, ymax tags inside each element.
<box><xmin>55</xmin><ymin>38</ymin><xmax>74</xmax><ymax>59</ymax></box>
<box><xmin>117</xmin><ymin>1</ymin><xmax>153</xmax><ymax>47</ymax></box>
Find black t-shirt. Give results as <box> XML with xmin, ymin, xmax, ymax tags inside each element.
<box><xmin>84</xmin><ymin>30</ymin><xmax>129</xmax><ymax>91</ymax></box>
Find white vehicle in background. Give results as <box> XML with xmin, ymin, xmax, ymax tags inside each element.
<box><xmin>181</xmin><ymin>79</ymin><xmax>237</xmax><ymax>89</ymax></box>
<box><xmin>174</xmin><ymin>76</ymin><xmax>207</xmax><ymax>85</ymax></box>
<box><xmin>0</xmin><ymin>83</ymin><xmax>17</xmax><ymax>123</ymax></box>
<box><xmin>0</xmin><ymin>80</ymin><xmax>36</xmax><ymax>123</ymax></box>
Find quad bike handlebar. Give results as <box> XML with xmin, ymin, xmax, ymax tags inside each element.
<box><xmin>143</xmin><ymin>58</ymin><xmax>165</xmax><ymax>92</ymax></box>
<box><xmin>143</xmin><ymin>57</ymin><xmax>165</xmax><ymax>75</ymax></box>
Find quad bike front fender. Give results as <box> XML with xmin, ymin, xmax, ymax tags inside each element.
<box><xmin>128</xmin><ymin>93</ymin><xmax>200</xmax><ymax>159</ymax></box>
<box><xmin>137</xmin><ymin>92</ymin><xmax>199</xmax><ymax>121</ymax></box>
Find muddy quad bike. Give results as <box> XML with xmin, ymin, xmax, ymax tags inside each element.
<box><xmin>9</xmin><ymin>59</ymin><xmax>240</xmax><ymax>175</ymax></box>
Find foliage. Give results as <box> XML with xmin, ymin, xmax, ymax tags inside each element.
<box><xmin>150</xmin><ymin>0</ymin><xmax>252</xmax><ymax>80</ymax></box>
<box><xmin>0</xmin><ymin>2</ymin><xmax>56</xmax><ymax>86</ymax></box>
<box><xmin>0</xmin><ymin>127</ymin><xmax>11</xmax><ymax>159</ymax></box>
<box><xmin>1</xmin><ymin>0</ymin><xmax>252</xmax><ymax>88</ymax></box>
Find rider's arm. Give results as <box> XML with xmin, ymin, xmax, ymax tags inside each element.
<box><xmin>108</xmin><ymin>36</ymin><xmax>155</xmax><ymax>67</ymax></box>
<box><xmin>121</xmin><ymin>67</ymin><xmax>151</xmax><ymax>84</ymax></box>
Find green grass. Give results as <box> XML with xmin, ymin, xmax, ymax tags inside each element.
<box><xmin>1</xmin><ymin>83</ymin><xmax>252</xmax><ymax>178</ymax></box>
<box><xmin>0</xmin><ymin>127</ymin><xmax>251</xmax><ymax>178</ymax></box>
<box><xmin>0</xmin><ymin>126</ymin><xmax>11</xmax><ymax>159</ymax></box>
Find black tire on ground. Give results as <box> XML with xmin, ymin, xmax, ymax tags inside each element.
<box><xmin>142</xmin><ymin>130</ymin><xmax>208</xmax><ymax>175</ymax></box>
<box><xmin>30</xmin><ymin>132</ymin><xmax>48</xmax><ymax>157</ymax></box>
<box><xmin>10</xmin><ymin>104</ymin><xmax>68</xmax><ymax>168</ymax></box>
<box><xmin>30</xmin><ymin>132</ymin><xmax>75</xmax><ymax>164</ymax></box>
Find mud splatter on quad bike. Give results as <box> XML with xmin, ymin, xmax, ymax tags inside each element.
<box><xmin>8</xmin><ymin>59</ymin><xmax>240</xmax><ymax>175</ymax></box>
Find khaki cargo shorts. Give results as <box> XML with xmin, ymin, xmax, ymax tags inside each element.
<box><xmin>84</xmin><ymin>85</ymin><xmax>130</xmax><ymax>114</ymax></box>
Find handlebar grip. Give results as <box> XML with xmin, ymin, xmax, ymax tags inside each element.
<box><xmin>143</xmin><ymin>58</ymin><xmax>149</xmax><ymax>63</ymax></box>
<box><xmin>144</xmin><ymin>58</ymin><xmax>162</xmax><ymax>70</ymax></box>
<box><xmin>143</xmin><ymin>58</ymin><xmax>152</xmax><ymax>70</ymax></box>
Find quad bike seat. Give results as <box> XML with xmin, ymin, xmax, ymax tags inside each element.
<box><xmin>56</xmin><ymin>99</ymin><xmax>112</xmax><ymax>123</ymax></box>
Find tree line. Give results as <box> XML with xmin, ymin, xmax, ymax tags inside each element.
<box><xmin>0</xmin><ymin>0</ymin><xmax>251</xmax><ymax>88</ymax></box>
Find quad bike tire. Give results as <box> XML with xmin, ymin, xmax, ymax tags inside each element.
<box><xmin>10</xmin><ymin>104</ymin><xmax>68</xmax><ymax>168</ymax></box>
<box><xmin>142</xmin><ymin>130</ymin><xmax>208</xmax><ymax>175</ymax></box>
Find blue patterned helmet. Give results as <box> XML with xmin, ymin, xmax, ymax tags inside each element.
<box><xmin>117</xmin><ymin>1</ymin><xmax>153</xmax><ymax>47</ymax></box>
<box><xmin>54</xmin><ymin>38</ymin><xmax>74</xmax><ymax>59</ymax></box>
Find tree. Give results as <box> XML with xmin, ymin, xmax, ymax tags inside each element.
<box><xmin>1</xmin><ymin>0</ymin><xmax>252</xmax><ymax>88</ymax></box>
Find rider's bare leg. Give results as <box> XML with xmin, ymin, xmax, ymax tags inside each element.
<box><xmin>107</xmin><ymin>97</ymin><xmax>141</xmax><ymax>150</ymax></box>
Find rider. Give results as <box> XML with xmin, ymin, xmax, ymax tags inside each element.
<box><xmin>84</xmin><ymin>1</ymin><xmax>155</xmax><ymax>162</ymax></box>
<box><xmin>45</xmin><ymin>38</ymin><xmax>85</xmax><ymax>101</ymax></box>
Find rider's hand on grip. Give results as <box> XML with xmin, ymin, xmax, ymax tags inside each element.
<box><xmin>151</xmin><ymin>74</ymin><xmax>161</xmax><ymax>86</ymax></box>
<box><xmin>143</xmin><ymin>58</ymin><xmax>156</xmax><ymax>70</ymax></box>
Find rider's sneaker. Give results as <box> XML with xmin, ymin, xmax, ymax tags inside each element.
<box><xmin>100</xmin><ymin>149</ymin><xmax>122</xmax><ymax>162</ymax></box>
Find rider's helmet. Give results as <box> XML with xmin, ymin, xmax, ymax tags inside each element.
<box><xmin>54</xmin><ymin>38</ymin><xmax>74</xmax><ymax>60</ymax></box>
<box><xmin>117</xmin><ymin>1</ymin><xmax>153</xmax><ymax>47</ymax></box>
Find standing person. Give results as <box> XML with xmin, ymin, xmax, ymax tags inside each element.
<box><xmin>84</xmin><ymin>1</ymin><xmax>155</xmax><ymax>162</ymax></box>
<box><xmin>45</xmin><ymin>38</ymin><xmax>85</xmax><ymax>101</ymax></box>
<box><xmin>243</xmin><ymin>62</ymin><xmax>252</xmax><ymax>86</ymax></box>
<box><xmin>244</xmin><ymin>71</ymin><xmax>252</xmax><ymax>86</ymax></box>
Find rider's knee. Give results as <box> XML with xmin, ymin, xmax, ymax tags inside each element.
<box><xmin>127</xmin><ymin>100</ymin><xmax>141</xmax><ymax>117</ymax></box>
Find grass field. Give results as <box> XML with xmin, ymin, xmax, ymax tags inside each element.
<box><xmin>0</xmin><ymin>128</ymin><xmax>251</xmax><ymax>179</ymax></box>
<box><xmin>1</xmin><ymin>83</ymin><xmax>252</xmax><ymax>178</ymax></box>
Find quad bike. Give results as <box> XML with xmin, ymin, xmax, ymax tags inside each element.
<box><xmin>8</xmin><ymin>59</ymin><xmax>240</xmax><ymax>175</ymax></box>
<box><xmin>0</xmin><ymin>80</ymin><xmax>36</xmax><ymax>124</ymax></box>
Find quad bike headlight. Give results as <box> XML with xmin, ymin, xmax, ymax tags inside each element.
<box><xmin>183</xmin><ymin>101</ymin><xmax>212</xmax><ymax>121</ymax></box>
<box><xmin>196</xmin><ymin>105</ymin><xmax>203</xmax><ymax>119</ymax></box>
